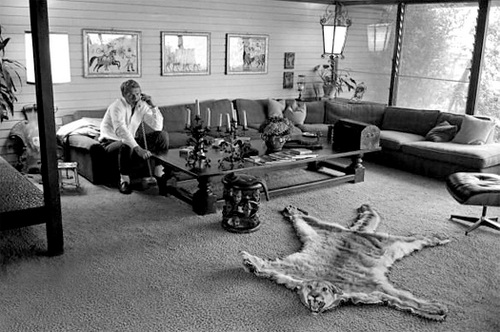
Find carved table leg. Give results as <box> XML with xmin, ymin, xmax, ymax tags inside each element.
<box><xmin>347</xmin><ymin>154</ymin><xmax>365</xmax><ymax>183</ymax></box>
<box><xmin>193</xmin><ymin>176</ymin><xmax>217</xmax><ymax>215</ymax></box>
<box><xmin>306</xmin><ymin>160</ymin><xmax>320</xmax><ymax>171</ymax></box>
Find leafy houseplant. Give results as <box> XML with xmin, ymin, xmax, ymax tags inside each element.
<box><xmin>0</xmin><ymin>25</ymin><xmax>24</xmax><ymax>122</ymax></box>
<box><xmin>259</xmin><ymin>116</ymin><xmax>294</xmax><ymax>152</ymax></box>
<box><xmin>313</xmin><ymin>63</ymin><xmax>357</xmax><ymax>99</ymax></box>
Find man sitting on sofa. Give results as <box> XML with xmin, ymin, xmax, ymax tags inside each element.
<box><xmin>99</xmin><ymin>79</ymin><xmax>169</xmax><ymax>194</ymax></box>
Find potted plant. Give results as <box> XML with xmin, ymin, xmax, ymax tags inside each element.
<box><xmin>259</xmin><ymin>116</ymin><xmax>294</xmax><ymax>152</ymax></box>
<box><xmin>0</xmin><ymin>25</ymin><xmax>24</xmax><ymax>122</ymax></box>
<box><xmin>313</xmin><ymin>63</ymin><xmax>357</xmax><ymax>99</ymax></box>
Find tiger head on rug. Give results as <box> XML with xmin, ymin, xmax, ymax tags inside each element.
<box><xmin>297</xmin><ymin>280</ymin><xmax>342</xmax><ymax>315</ymax></box>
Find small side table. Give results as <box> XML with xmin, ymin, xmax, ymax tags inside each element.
<box><xmin>58</xmin><ymin>161</ymin><xmax>80</xmax><ymax>189</ymax></box>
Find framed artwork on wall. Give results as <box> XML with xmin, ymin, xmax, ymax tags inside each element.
<box><xmin>283</xmin><ymin>72</ymin><xmax>294</xmax><ymax>89</ymax></box>
<box><xmin>225</xmin><ymin>34</ymin><xmax>268</xmax><ymax>75</ymax></box>
<box><xmin>284</xmin><ymin>52</ymin><xmax>295</xmax><ymax>69</ymax></box>
<box><xmin>83</xmin><ymin>29</ymin><xmax>141</xmax><ymax>78</ymax></box>
<box><xmin>161</xmin><ymin>31</ymin><xmax>210</xmax><ymax>76</ymax></box>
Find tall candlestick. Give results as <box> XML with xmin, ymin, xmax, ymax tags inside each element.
<box><xmin>196</xmin><ymin>99</ymin><xmax>200</xmax><ymax>116</ymax></box>
<box><xmin>206</xmin><ymin>108</ymin><xmax>211</xmax><ymax>129</ymax></box>
<box><xmin>186</xmin><ymin>108</ymin><xmax>191</xmax><ymax>128</ymax></box>
<box><xmin>231</xmin><ymin>103</ymin><xmax>237</xmax><ymax>121</ymax></box>
<box><xmin>242</xmin><ymin>110</ymin><xmax>248</xmax><ymax>129</ymax></box>
<box><xmin>226</xmin><ymin>114</ymin><xmax>231</xmax><ymax>132</ymax></box>
<box><xmin>218</xmin><ymin>113</ymin><xmax>223</xmax><ymax>128</ymax></box>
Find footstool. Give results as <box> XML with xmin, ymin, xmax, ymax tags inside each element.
<box><xmin>446</xmin><ymin>172</ymin><xmax>500</xmax><ymax>235</ymax></box>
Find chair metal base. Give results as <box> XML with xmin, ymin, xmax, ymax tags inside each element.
<box><xmin>450</xmin><ymin>206</ymin><xmax>500</xmax><ymax>235</ymax></box>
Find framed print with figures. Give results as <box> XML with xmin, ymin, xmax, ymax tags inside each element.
<box><xmin>226</xmin><ymin>34</ymin><xmax>268</xmax><ymax>75</ymax></box>
<box><xmin>83</xmin><ymin>29</ymin><xmax>141</xmax><ymax>78</ymax></box>
<box><xmin>161</xmin><ymin>31</ymin><xmax>210</xmax><ymax>76</ymax></box>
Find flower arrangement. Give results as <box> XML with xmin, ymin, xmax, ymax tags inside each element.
<box><xmin>259</xmin><ymin>116</ymin><xmax>294</xmax><ymax>140</ymax></box>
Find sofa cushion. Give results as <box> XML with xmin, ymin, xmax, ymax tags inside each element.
<box><xmin>379</xmin><ymin>130</ymin><xmax>425</xmax><ymax>151</ymax></box>
<box><xmin>160</xmin><ymin>103</ymin><xmax>193</xmax><ymax>132</ymax></box>
<box><xmin>436</xmin><ymin>112</ymin><xmax>464</xmax><ymax>129</ymax></box>
<box><xmin>168</xmin><ymin>131</ymin><xmax>190</xmax><ymax>148</ymax></box>
<box><xmin>234</xmin><ymin>99</ymin><xmax>267</xmax><ymax>128</ymax></box>
<box><xmin>425</xmin><ymin>121</ymin><xmax>458</xmax><ymax>142</ymax></box>
<box><xmin>325</xmin><ymin>99</ymin><xmax>386</xmax><ymax>126</ymax></box>
<box><xmin>268</xmin><ymin>99</ymin><xmax>286</xmax><ymax>118</ymax></box>
<box><xmin>199</xmin><ymin>99</ymin><xmax>232</xmax><ymax>128</ymax></box>
<box><xmin>381</xmin><ymin>107</ymin><xmax>440</xmax><ymax>136</ymax></box>
<box><xmin>304</xmin><ymin>101</ymin><xmax>325</xmax><ymax>124</ymax></box>
<box><xmin>284</xmin><ymin>100</ymin><xmax>307</xmax><ymax>125</ymax></box>
<box><xmin>401</xmin><ymin>141</ymin><xmax>500</xmax><ymax>169</ymax></box>
<box><xmin>451</xmin><ymin>115</ymin><xmax>495</xmax><ymax>145</ymax></box>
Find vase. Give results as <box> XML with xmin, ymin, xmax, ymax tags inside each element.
<box><xmin>323</xmin><ymin>84</ymin><xmax>336</xmax><ymax>99</ymax></box>
<box><xmin>265</xmin><ymin>136</ymin><xmax>287</xmax><ymax>152</ymax></box>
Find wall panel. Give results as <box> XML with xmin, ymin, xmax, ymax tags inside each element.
<box><xmin>0</xmin><ymin>0</ymin><xmax>332</xmax><ymax>163</ymax></box>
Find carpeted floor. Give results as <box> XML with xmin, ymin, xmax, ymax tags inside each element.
<box><xmin>0</xmin><ymin>162</ymin><xmax>499</xmax><ymax>332</ymax></box>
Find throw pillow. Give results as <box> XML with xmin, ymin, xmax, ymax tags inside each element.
<box><xmin>451</xmin><ymin>115</ymin><xmax>496</xmax><ymax>145</ymax></box>
<box><xmin>425</xmin><ymin>121</ymin><xmax>458</xmax><ymax>142</ymax></box>
<box><xmin>267</xmin><ymin>99</ymin><xmax>285</xmax><ymax>118</ymax></box>
<box><xmin>284</xmin><ymin>100</ymin><xmax>307</xmax><ymax>125</ymax></box>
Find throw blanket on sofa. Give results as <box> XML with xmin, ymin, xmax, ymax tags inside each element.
<box><xmin>241</xmin><ymin>204</ymin><xmax>450</xmax><ymax>321</ymax></box>
<box><xmin>56</xmin><ymin>117</ymin><xmax>102</xmax><ymax>144</ymax></box>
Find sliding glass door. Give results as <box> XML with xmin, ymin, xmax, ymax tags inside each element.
<box><xmin>397</xmin><ymin>2</ymin><xmax>478</xmax><ymax>112</ymax></box>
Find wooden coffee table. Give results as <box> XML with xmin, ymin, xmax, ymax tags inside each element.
<box><xmin>152</xmin><ymin>138</ymin><xmax>380</xmax><ymax>215</ymax></box>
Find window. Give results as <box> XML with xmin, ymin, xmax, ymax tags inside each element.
<box><xmin>396</xmin><ymin>2</ymin><xmax>478</xmax><ymax>112</ymax></box>
<box><xmin>476</xmin><ymin>1</ymin><xmax>500</xmax><ymax>142</ymax></box>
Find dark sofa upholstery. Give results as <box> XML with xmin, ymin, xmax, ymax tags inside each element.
<box><xmin>60</xmin><ymin>97</ymin><xmax>500</xmax><ymax>184</ymax></box>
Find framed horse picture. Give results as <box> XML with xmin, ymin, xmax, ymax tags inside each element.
<box><xmin>83</xmin><ymin>29</ymin><xmax>141</xmax><ymax>78</ymax></box>
<box><xmin>225</xmin><ymin>34</ymin><xmax>268</xmax><ymax>75</ymax></box>
<box><xmin>161</xmin><ymin>31</ymin><xmax>210</xmax><ymax>76</ymax></box>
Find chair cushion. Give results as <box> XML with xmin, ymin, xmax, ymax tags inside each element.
<box><xmin>446</xmin><ymin>172</ymin><xmax>500</xmax><ymax>206</ymax></box>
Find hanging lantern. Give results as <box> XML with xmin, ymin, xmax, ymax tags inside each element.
<box><xmin>320</xmin><ymin>2</ymin><xmax>351</xmax><ymax>57</ymax></box>
<box><xmin>367</xmin><ymin>23</ymin><xmax>391</xmax><ymax>52</ymax></box>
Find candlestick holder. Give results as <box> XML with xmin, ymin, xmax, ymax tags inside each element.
<box><xmin>185</xmin><ymin>114</ymin><xmax>211</xmax><ymax>169</ymax></box>
<box><xmin>218</xmin><ymin>119</ymin><xmax>254</xmax><ymax>170</ymax></box>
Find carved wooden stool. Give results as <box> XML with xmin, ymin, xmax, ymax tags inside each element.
<box><xmin>58</xmin><ymin>161</ymin><xmax>80</xmax><ymax>189</ymax></box>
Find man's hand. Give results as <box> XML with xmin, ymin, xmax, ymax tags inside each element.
<box><xmin>141</xmin><ymin>93</ymin><xmax>156</xmax><ymax>108</ymax></box>
<box><xmin>134</xmin><ymin>146</ymin><xmax>152</xmax><ymax>159</ymax></box>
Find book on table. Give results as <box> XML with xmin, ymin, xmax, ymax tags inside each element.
<box><xmin>289</xmin><ymin>148</ymin><xmax>314</xmax><ymax>155</ymax></box>
<box><xmin>245</xmin><ymin>151</ymin><xmax>318</xmax><ymax>165</ymax></box>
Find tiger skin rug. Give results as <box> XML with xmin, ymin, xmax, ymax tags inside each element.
<box><xmin>241</xmin><ymin>204</ymin><xmax>450</xmax><ymax>321</ymax></box>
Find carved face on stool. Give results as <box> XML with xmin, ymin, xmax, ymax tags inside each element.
<box><xmin>297</xmin><ymin>280</ymin><xmax>342</xmax><ymax>314</ymax></box>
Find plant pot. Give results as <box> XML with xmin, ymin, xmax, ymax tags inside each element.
<box><xmin>265</xmin><ymin>136</ymin><xmax>287</xmax><ymax>152</ymax></box>
<box><xmin>323</xmin><ymin>84</ymin><xmax>336</xmax><ymax>99</ymax></box>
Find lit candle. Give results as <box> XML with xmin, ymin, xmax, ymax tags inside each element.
<box><xmin>226</xmin><ymin>114</ymin><xmax>231</xmax><ymax>132</ymax></box>
<box><xmin>206</xmin><ymin>108</ymin><xmax>211</xmax><ymax>129</ymax></box>
<box><xmin>186</xmin><ymin>108</ymin><xmax>191</xmax><ymax>128</ymax></box>
<box><xmin>196</xmin><ymin>99</ymin><xmax>200</xmax><ymax>116</ymax></box>
<box><xmin>242</xmin><ymin>110</ymin><xmax>248</xmax><ymax>129</ymax></box>
<box><xmin>218</xmin><ymin>113</ymin><xmax>223</xmax><ymax>128</ymax></box>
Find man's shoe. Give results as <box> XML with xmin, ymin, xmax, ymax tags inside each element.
<box><xmin>119</xmin><ymin>181</ymin><xmax>132</xmax><ymax>195</ymax></box>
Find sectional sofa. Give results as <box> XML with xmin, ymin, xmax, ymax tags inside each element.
<box><xmin>57</xmin><ymin>97</ymin><xmax>500</xmax><ymax>185</ymax></box>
